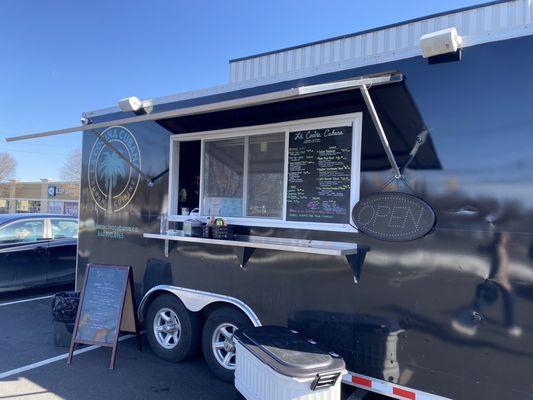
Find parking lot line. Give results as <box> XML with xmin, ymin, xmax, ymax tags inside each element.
<box><xmin>0</xmin><ymin>334</ymin><xmax>135</xmax><ymax>379</ymax></box>
<box><xmin>0</xmin><ymin>295</ymin><xmax>54</xmax><ymax>307</ymax></box>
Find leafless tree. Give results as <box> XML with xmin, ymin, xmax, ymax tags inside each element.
<box><xmin>60</xmin><ymin>148</ymin><xmax>82</xmax><ymax>182</ymax></box>
<box><xmin>0</xmin><ymin>153</ymin><xmax>17</xmax><ymax>182</ymax></box>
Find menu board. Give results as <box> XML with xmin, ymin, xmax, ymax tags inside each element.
<box><xmin>287</xmin><ymin>126</ymin><xmax>353</xmax><ymax>224</ymax></box>
<box><xmin>68</xmin><ymin>264</ymin><xmax>141</xmax><ymax>369</ymax></box>
<box><xmin>75</xmin><ymin>266</ymin><xmax>129</xmax><ymax>344</ymax></box>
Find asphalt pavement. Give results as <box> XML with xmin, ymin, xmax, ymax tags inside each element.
<box><xmin>0</xmin><ymin>286</ymin><xmax>387</xmax><ymax>400</ymax></box>
<box><xmin>0</xmin><ymin>286</ymin><xmax>237</xmax><ymax>400</ymax></box>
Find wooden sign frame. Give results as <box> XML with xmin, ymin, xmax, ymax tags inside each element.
<box><xmin>67</xmin><ymin>264</ymin><xmax>141</xmax><ymax>369</ymax></box>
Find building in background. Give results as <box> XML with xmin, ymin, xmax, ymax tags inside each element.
<box><xmin>0</xmin><ymin>179</ymin><xmax>79</xmax><ymax>216</ymax></box>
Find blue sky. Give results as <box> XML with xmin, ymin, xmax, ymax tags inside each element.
<box><xmin>0</xmin><ymin>0</ymin><xmax>482</xmax><ymax>181</ymax></box>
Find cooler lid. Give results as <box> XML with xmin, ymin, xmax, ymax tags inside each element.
<box><xmin>235</xmin><ymin>326</ymin><xmax>345</xmax><ymax>378</ymax></box>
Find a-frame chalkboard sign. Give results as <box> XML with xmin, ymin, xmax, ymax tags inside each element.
<box><xmin>67</xmin><ymin>264</ymin><xmax>141</xmax><ymax>369</ymax></box>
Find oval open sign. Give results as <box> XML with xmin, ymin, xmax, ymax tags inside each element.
<box><xmin>352</xmin><ymin>192</ymin><xmax>436</xmax><ymax>242</ymax></box>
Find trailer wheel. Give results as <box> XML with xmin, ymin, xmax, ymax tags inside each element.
<box><xmin>202</xmin><ymin>306</ymin><xmax>253</xmax><ymax>382</ymax></box>
<box><xmin>146</xmin><ymin>294</ymin><xmax>201</xmax><ymax>362</ymax></box>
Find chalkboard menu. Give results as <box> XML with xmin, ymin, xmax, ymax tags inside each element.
<box><xmin>75</xmin><ymin>266</ymin><xmax>128</xmax><ymax>344</ymax></box>
<box><xmin>287</xmin><ymin>126</ymin><xmax>353</xmax><ymax>224</ymax></box>
<box><xmin>68</xmin><ymin>264</ymin><xmax>141</xmax><ymax>369</ymax></box>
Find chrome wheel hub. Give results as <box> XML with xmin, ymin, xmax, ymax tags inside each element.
<box><xmin>154</xmin><ymin>308</ymin><xmax>181</xmax><ymax>349</ymax></box>
<box><xmin>211</xmin><ymin>323</ymin><xmax>238</xmax><ymax>370</ymax></box>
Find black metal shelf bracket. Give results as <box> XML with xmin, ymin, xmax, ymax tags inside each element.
<box><xmin>233</xmin><ymin>246</ymin><xmax>255</xmax><ymax>269</ymax></box>
<box><xmin>346</xmin><ymin>248</ymin><xmax>369</xmax><ymax>283</ymax></box>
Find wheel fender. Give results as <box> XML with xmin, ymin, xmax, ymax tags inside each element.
<box><xmin>138</xmin><ymin>285</ymin><xmax>261</xmax><ymax>327</ymax></box>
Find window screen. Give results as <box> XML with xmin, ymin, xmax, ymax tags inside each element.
<box><xmin>247</xmin><ymin>133</ymin><xmax>285</xmax><ymax>218</ymax></box>
<box><xmin>202</xmin><ymin>138</ymin><xmax>244</xmax><ymax>217</ymax></box>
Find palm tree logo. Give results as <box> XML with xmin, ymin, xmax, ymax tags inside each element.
<box><xmin>97</xmin><ymin>150</ymin><xmax>127</xmax><ymax>213</ymax></box>
<box><xmin>88</xmin><ymin>126</ymin><xmax>141</xmax><ymax>214</ymax></box>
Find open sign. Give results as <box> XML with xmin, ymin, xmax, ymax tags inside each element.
<box><xmin>352</xmin><ymin>192</ymin><xmax>436</xmax><ymax>241</ymax></box>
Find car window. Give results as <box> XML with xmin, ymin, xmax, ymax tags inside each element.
<box><xmin>51</xmin><ymin>219</ymin><xmax>78</xmax><ymax>239</ymax></box>
<box><xmin>0</xmin><ymin>220</ymin><xmax>45</xmax><ymax>243</ymax></box>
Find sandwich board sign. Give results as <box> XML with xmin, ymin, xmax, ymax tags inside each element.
<box><xmin>67</xmin><ymin>264</ymin><xmax>141</xmax><ymax>369</ymax></box>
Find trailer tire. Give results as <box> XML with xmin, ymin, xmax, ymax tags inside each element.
<box><xmin>146</xmin><ymin>294</ymin><xmax>201</xmax><ymax>362</ymax></box>
<box><xmin>202</xmin><ymin>306</ymin><xmax>253</xmax><ymax>382</ymax></box>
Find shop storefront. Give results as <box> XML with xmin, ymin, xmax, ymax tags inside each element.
<box><xmin>0</xmin><ymin>179</ymin><xmax>79</xmax><ymax>216</ymax></box>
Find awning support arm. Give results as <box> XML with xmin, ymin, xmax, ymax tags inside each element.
<box><xmin>401</xmin><ymin>130</ymin><xmax>427</xmax><ymax>172</ymax></box>
<box><xmin>359</xmin><ymin>84</ymin><xmax>402</xmax><ymax>180</ymax></box>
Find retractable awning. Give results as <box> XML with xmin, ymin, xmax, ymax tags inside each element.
<box><xmin>5</xmin><ymin>71</ymin><xmax>438</xmax><ymax>180</ymax></box>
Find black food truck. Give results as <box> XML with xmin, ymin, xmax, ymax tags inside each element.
<box><xmin>8</xmin><ymin>1</ymin><xmax>533</xmax><ymax>399</ymax></box>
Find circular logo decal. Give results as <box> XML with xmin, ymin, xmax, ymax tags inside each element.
<box><xmin>88</xmin><ymin>126</ymin><xmax>141</xmax><ymax>213</ymax></box>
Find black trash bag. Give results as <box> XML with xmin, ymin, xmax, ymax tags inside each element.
<box><xmin>51</xmin><ymin>291</ymin><xmax>80</xmax><ymax>322</ymax></box>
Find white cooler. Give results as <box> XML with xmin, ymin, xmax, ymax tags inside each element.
<box><xmin>234</xmin><ymin>326</ymin><xmax>345</xmax><ymax>400</ymax></box>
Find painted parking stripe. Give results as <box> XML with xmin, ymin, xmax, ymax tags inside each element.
<box><xmin>0</xmin><ymin>295</ymin><xmax>53</xmax><ymax>307</ymax></box>
<box><xmin>0</xmin><ymin>334</ymin><xmax>135</xmax><ymax>379</ymax></box>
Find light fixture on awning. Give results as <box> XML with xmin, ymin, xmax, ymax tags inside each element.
<box><xmin>118</xmin><ymin>96</ymin><xmax>153</xmax><ymax>114</ymax></box>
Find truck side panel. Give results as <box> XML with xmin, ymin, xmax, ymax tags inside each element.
<box><xmin>78</xmin><ymin>35</ymin><xmax>533</xmax><ymax>399</ymax></box>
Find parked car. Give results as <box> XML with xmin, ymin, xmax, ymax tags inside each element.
<box><xmin>0</xmin><ymin>214</ymin><xmax>77</xmax><ymax>292</ymax></box>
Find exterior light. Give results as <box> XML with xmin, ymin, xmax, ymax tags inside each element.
<box><xmin>118</xmin><ymin>97</ymin><xmax>154</xmax><ymax>114</ymax></box>
<box><xmin>420</xmin><ymin>27</ymin><xmax>463</xmax><ymax>58</ymax></box>
<box><xmin>118</xmin><ymin>96</ymin><xmax>143</xmax><ymax>113</ymax></box>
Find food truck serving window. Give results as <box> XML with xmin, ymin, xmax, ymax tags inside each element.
<box><xmin>168</xmin><ymin>113</ymin><xmax>362</xmax><ymax>232</ymax></box>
